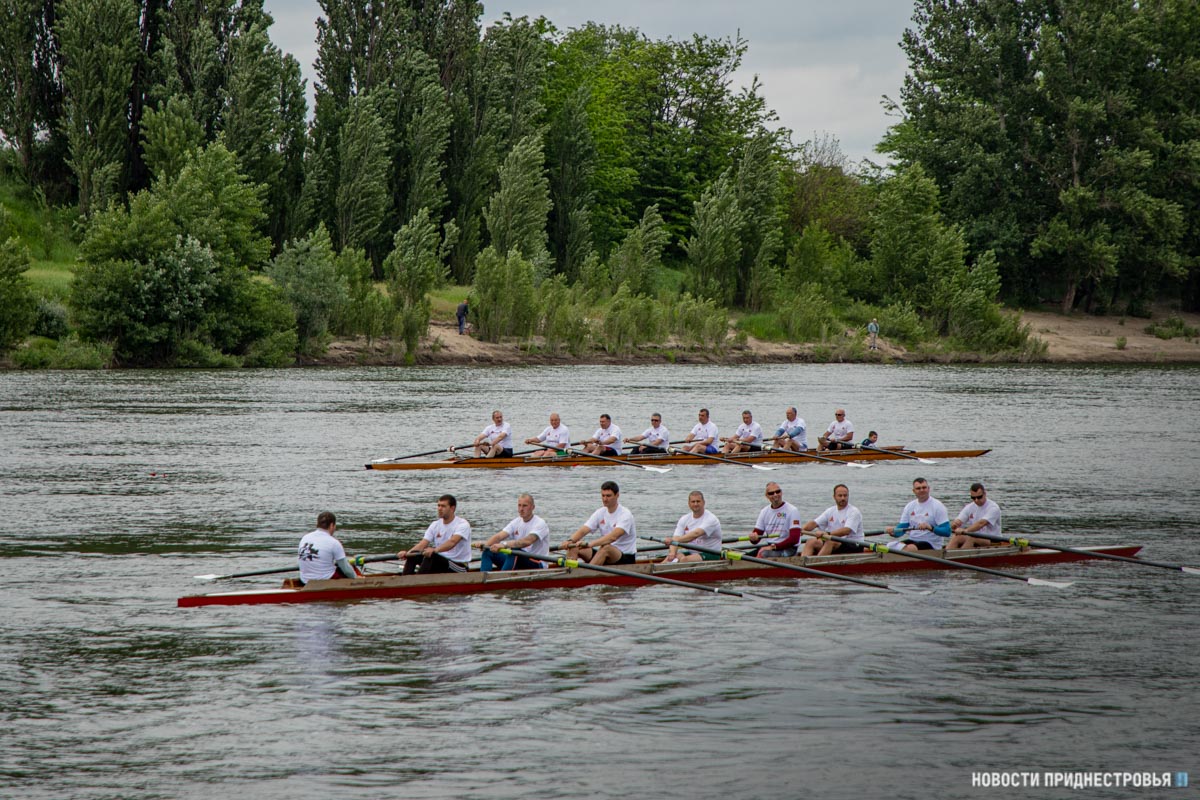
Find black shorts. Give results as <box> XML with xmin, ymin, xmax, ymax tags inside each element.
<box><xmin>826</xmin><ymin>441</ymin><xmax>853</xmax><ymax>451</ymax></box>
<box><xmin>635</xmin><ymin>445</ymin><xmax>666</xmax><ymax>454</ymax></box>
<box><xmin>615</xmin><ymin>552</ymin><xmax>637</xmax><ymax>565</ymax></box>
<box><xmin>831</xmin><ymin>540</ymin><xmax>866</xmax><ymax>553</ymax></box>
<box><xmin>496</xmin><ymin>448</ymin><xmax>514</xmax><ymax>458</ymax></box>
<box><xmin>601</xmin><ymin>447</ymin><xmax>621</xmax><ymax>457</ymax></box>
<box><xmin>908</xmin><ymin>540</ymin><xmax>936</xmax><ymax>551</ymax></box>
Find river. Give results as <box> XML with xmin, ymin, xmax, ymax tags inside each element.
<box><xmin>1</xmin><ymin>364</ymin><xmax>1197</xmax><ymax>799</ymax></box>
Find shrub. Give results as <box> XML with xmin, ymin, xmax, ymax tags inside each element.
<box><xmin>777</xmin><ymin>283</ymin><xmax>838</xmax><ymax>342</ymax></box>
<box><xmin>0</xmin><ymin>238</ymin><xmax>37</xmax><ymax>352</ymax></box>
<box><xmin>539</xmin><ymin>275</ymin><xmax>591</xmax><ymax>355</ymax></box>
<box><xmin>1115</xmin><ymin>336</ymin><xmax>1127</xmax><ymax>350</ymax></box>
<box><xmin>599</xmin><ymin>283</ymin><xmax>664</xmax><ymax>355</ymax></box>
<box><xmin>668</xmin><ymin>293</ymin><xmax>727</xmax><ymax>350</ymax></box>
<box><xmin>268</xmin><ymin>224</ymin><xmax>347</xmax><ymax>358</ymax></box>
<box><xmin>172</xmin><ymin>338</ymin><xmax>242</xmax><ymax>368</ymax></box>
<box><xmin>32</xmin><ymin>297</ymin><xmax>70</xmax><ymax>339</ymax></box>
<box><xmin>1144</xmin><ymin>315</ymin><xmax>1199</xmax><ymax>340</ymax></box>
<box><xmin>735</xmin><ymin>312</ymin><xmax>787</xmax><ymax>342</ymax></box>
<box><xmin>470</xmin><ymin>246</ymin><xmax>538</xmax><ymax>342</ymax></box>
<box><xmin>12</xmin><ymin>335</ymin><xmax>112</xmax><ymax>369</ymax></box>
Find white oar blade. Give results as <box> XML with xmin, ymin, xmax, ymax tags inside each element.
<box><xmin>194</xmin><ymin>574</ymin><xmax>220</xmax><ymax>581</ymax></box>
<box><xmin>918</xmin><ymin>458</ymin><xmax>937</xmax><ymax>465</ymax></box>
<box><xmin>751</xmin><ymin>464</ymin><xmax>778</xmax><ymax>471</ymax></box>
<box><xmin>644</xmin><ymin>466</ymin><xmax>672</xmax><ymax>474</ymax></box>
<box><xmin>848</xmin><ymin>462</ymin><xmax>873</xmax><ymax>469</ymax></box>
<box><xmin>1027</xmin><ymin>577</ymin><xmax>1074</xmax><ymax>588</ymax></box>
<box><xmin>895</xmin><ymin>587</ymin><xmax>935</xmax><ymax>596</ymax></box>
<box><xmin>1181</xmin><ymin>567</ymin><xmax>1200</xmax><ymax>576</ymax></box>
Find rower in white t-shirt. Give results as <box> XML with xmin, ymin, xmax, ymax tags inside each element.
<box><xmin>582</xmin><ymin>414</ymin><xmax>623</xmax><ymax>456</ymax></box>
<box><xmin>470</xmin><ymin>409</ymin><xmax>514</xmax><ymax>459</ymax></box>
<box><xmin>885</xmin><ymin>478</ymin><xmax>950</xmax><ymax>551</ymax></box>
<box><xmin>721</xmin><ymin>409</ymin><xmax>763</xmax><ymax>454</ymax></box>
<box><xmin>749</xmin><ymin>482</ymin><xmax>805</xmax><ymax>558</ymax></box>
<box><xmin>765</xmin><ymin>406</ymin><xmax>807</xmax><ymax>452</ymax></box>
<box><xmin>801</xmin><ymin>484</ymin><xmax>865</xmax><ymax>556</ymax></box>
<box><xmin>818</xmin><ymin>408</ymin><xmax>855</xmax><ymax>451</ymax></box>
<box><xmin>626</xmin><ymin>413</ymin><xmax>670</xmax><ymax>454</ymax></box>
<box><xmin>525</xmin><ymin>413</ymin><xmax>570</xmax><ymax>457</ymax></box>
<box><xmin>297</xmin><ymin>511</ymin><xmax>359</xmax><ymax>584</ymax></box>
<box><xmin>559</xmin><ymin>480</ymin><xmax>637</xmax><ymax>565</ymax></box>
<box><xmin>662</xmin><ymin>491</ymin><xmax>724</xmax><ymax>563</ymax></box>
<box><xmin>400</xmin><ymin>494</ymin><xmax>472</xmax><ymax>573</ymax></box>
<box><xmin>680</xmin><ymin>408</ymin><xmax>718</xmax><ymax>454</ymax></box>
<box><xmin>947</xmin><ymin>483</ymin><xmax>1003</xmax><ymax>549</ymax></box>
<box><xmin>480</xmin><ymin>493</ymin><xmax>551</xmax><ymax>570</ymax></box>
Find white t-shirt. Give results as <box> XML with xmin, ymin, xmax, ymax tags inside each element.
<box><xmin>824</xmin><ymin>418</ymin><xmax>854</xmax><ymax>442</ymax></box>
<box><xmin>753</xmin><ymin>501</ymin><xmax>803</xmax><ymax>546</ymax></box>
<box><xmin>673</xmin><ymin>509</ymin><xmax>723</xmax><ymax>551</ymax></box>
<box><xmin>298</xmin><ymin>528</ymin><xmax>347</xmax><ymax>583</ymax></box>
<box><xmin>734</xmin><ymin>421</ymin><xmax>763</xmax><ymax>446</ymax></box>
<box><xmin>775</xmin><ymin>418</ymin><xmax>808</xmax><ymax>449</ymax></box>
<box><xmin>814</xmin><ymin>503</ymin><xmax>865</xmax><ymax>541</ymax></box>
<box><xmin>897</xmin><ymin>497</ymin><xmax>950</xmax><ymax>547</ymax></box>
<box><xmin>955</xmin><ymin>499</ymin><xmax>1002</xmax><ymax>537</ymax></box>
<box><xmin>690</xmin><ymin>421</ymin><xmax>718</xmax><ymax>444</ymax></box>
<box><xmin>583</xmin><ymin>504</ymin><xmax>637</xmax><ymax>554</ymax></box>
<box><xmin>593</xmin><ymin>424</ymin><xmax>622</xmax><ymax>447</ymax></box>
<box><xmin>481</xmin><ymin>422</ymin><xmax>513</xmax><ymax>450</ymax></box>
<box><xmin>639</xmin><ymin>424</ymin><xmax>670</xmax><ymax>447</ymax></box>
<box><xmin>536</xmin><ymin>424</ymin><xmax>570</xmax><ymax>449</ymax></box>
<box><xmin>422</xmin><ymin>516</ymin><xmax>472</xmax><ymax>563</ymax></box>
<box><xmin>502</xmin><ymin>514</ymin><xmax>551</xmax><ymax>557</ymax></box>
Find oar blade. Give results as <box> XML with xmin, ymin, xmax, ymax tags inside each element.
<box><xmin>1181</xmin><ymin>566</ymin><xmax>1200</xmax><ymax>576</ymax></box>
<box><xmin>751</xmin><ymin>464</ymin><xmax>778</xmax><ymax>471</ymax></box>
<box><xmin>847</xmin><ymin>462</ymin><xmax>873</xmax><ymax>469</ymax></box>
<box><xmin>1027</xmin><ymin>577</ymin><xmax>1074</xmax><ymax>588</ymax></box>
<box><xmin>643</xmin><ymin>465</ymin><xmax>672</xmax><ymax>473</ymax></box>
<box><xmin>194</xmin><ymin>574</ymin><xmax>221</xmax><ymax>581</ymax></box>
<box><xmin>917</xmin><ymin>458</ymin><xmax>937</xmax><ymax>465</ymax></box>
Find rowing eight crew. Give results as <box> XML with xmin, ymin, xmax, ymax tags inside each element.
<box><xmin>453</xmin><ymin>407</ymin><xmax>884</xmax><ymax>460</ymax></box>
<box><xmin>296</xmin><ymin>479</ymin><xmax>1003</xmax><ymax>582</ymax></box>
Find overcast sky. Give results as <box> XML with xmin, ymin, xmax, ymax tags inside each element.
<box><xmin>261</xmin><ymin>0</ymin><xmax>916</xmax><ymax>165</ymax></box>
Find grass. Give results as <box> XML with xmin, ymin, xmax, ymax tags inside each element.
<box><xmin>2</xmin><ymin>166</ymin><xmax>79</xmax><ymax>298</ymax></box>
<box><xmin>734</xmin><ymin>312</ymin><xmax>788</xmax><ymax>342</ymax></box>
<box><xmin>429</xmin><ymin>284</ymin><xmax>470</xmax><ymax>322</ymax></box>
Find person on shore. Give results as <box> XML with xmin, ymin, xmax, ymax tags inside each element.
<box><xmin>747</xmin><ymin>482</ymin><xmax>804</xmax><ymax>558</ymax></box>
<box><xmin>480</xmin><ymin>493</ymin><xmax>550</xmax><ymax>571</ymax></box>
<box><xmin>298</xmin><ymin>511</ymin><xmax>360</xmax><ymax>584</ymax></box>
<box><xmin>947</xmin><ymin>483</ymin><xmax>1003</xmax><ymax>549</ymax></box>
<box><xmin>721</xmin><ymin>409</ymin><xmax>763</xmax><ymax>454</ymax></box>
<box><xmin>400</xmin><ymin>494</ymin><xmax>472</xmax><ymax>574</ymax></box>
<box><xmin>467</xmin><ymin>409</ymin><xmax>513</xmax><ymax>459</ymax></box>
<box><xmin>526</xmin><ymin>413</ymin><xmax>570</xmax><ymax>457</ymax></box>
<box><xmin>558</xmin><ymin>480</ymin><xmax>637</xmax><ymax>566</ymax></box>
<box><xmin>765</xmin><ymin>407</ymin><xmax>808</xmax><ymax>452</ymax></box>
<box><xmin>661</xmin><ymin>491</ymin><xmax>724</xmax><ymax>563</ymax></box>
<box><xmin>681</xmin><ymin>408</ymin><xmax>719</xmax><ymax>454</ymax></box>
<box><xmin>885</xmin><ymin>478</ymin><xmax>950</xmax><ymax>551</ymax></box>
<box><xmin>867</xmin><ymin>318</ymin><xmax>879</xmax><ymax>350</ymax></box>
<box><xmin>818</xmin><ymin>409</ymin><xmax>855</xmax><ymax>451</ymax></box>
<box><xmin>860</xmin><ymin>431</ymin><xmax>879</xmax><ymax>449</ymax></box>
<box><xmin>625</xmin><ymin>413</ymin><xmax>670</xmax><ymax>454</ymax></box>
<box><xmin>456</xmin><ymin>300</ymin><xmax>469</xmax><ymax>334</ymax></box>
<box><xmin>800</xmin><ymin>484</ymin><xmax>865</xmax><ymax>556</ymax></box>
<box><xmin>582</xmin><ymin>414</ymin><xmax>623</xmax><ymax>456</ymax></box>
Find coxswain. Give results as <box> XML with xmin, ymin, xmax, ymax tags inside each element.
<box><xmin>946</xmin><ymin>483</ymin><xmax>1003</xmax><ymax>549</ymax></box>
<box><xmin>297</xmin><ymin>511</ymin><xmax>360</xmax><ymax>584</ymax></box>
<box><xmin>721</xmin><ymin>409</ymin><xmax>763</xmax><ymax>454</ymax></box>
<box><xmin>885</xmin><ymin>477</ymin><xmax>950</xmax><ymax>551</ymax></box>
<box><xmin>469</xmin><ymin>409</ymin><xmax>513</xmax><ymax>458</ymax></box>
<box><xmin>800</xmin><ymin>484</ymin><xmax>865</xmax><ymax>556</ymax></box>
<box><xmin>582</xmin><ymin>413</ymin><xmax>622</xmax><ymax>456</ymax></box>
<box><xmin>661</xmin><ymin>491</ymin><xmax>724</xmax><ymax>563</ymax></box>
<box><xmin>480</xmin><ymin>493</ymin><xmax>550</xmax><ymax>570</ymax></box>
<box><xmin>558</xmin><ymin>480</ymin><xmax>637</xmax><ymax>566</ymax></box>
<box><xmin>625</xmin><ymin>413</ymin><xmax>670</xmax><ymax>454</ymax></box>
<box><xmin>748</xmin><ymin>482</ymin><xmax>804</xmax><ymax>558</ymax></box>
<box><xmin>764</xmin><ymin>407</ymin><xmax>807</xmax><ymax>452</ymax></box>
<box><xmin>526</xmin><ymin>413</ymin><xmax>570</xmax><ymax>457</ymax></box>
<box><xmin>400</xmin><ymin>494</ymin><xmax>472</xmax><ymax>573</ymax></box>
<box><xmin>860</xmin><ymin>430</ymin><xmax>879</xmax><ymax>448</ymax></box>
<box><xmin>818</xmin><ymin>408</ymin><xmax>855</xmax><ymax>451</ymax></box>
<box><xmin>680</xmin><ymin>408</ymin><xmax>718</xmax><ymax>454</ymax></box>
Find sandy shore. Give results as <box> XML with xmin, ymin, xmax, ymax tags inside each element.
<box><xmin>317</xmin><ymin>307</ymin><xmax>1200</xmax><ymax>367</ymax></box>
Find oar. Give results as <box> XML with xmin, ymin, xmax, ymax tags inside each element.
<box><xmin>502</xmin><ymin>547</ymin><xmax>774</xmax><ymax>600</ymax></box>
<box><xmin>371</xmin><ymin>443</ymin><xmax>474</xmax><ymax>464</ymax></box>
<box><xmin>641</xmin><ymin>536</ymin><xmax>912</xmax><ymax>593</ymax></box>
<box><xmin>565</xmin><ymin>446</ymin><xmax>671</xmax><ymax>473</ymax></box>
<box><xmin>666</xmin><ymin>445</ymin><xmax>777</xmax><ymax>471</ymax></box>
<box><xmin>825</xmin><ymin>533</ymin><xmax>1073</xmax><ymax>588</ymax></box>
<box><xmin>763</xmin><ymin>444</ymin><xmax>872</xmax><ymax>469</ymax></box>
<box><xmin>862</xmin><ymin>444</ymin><xmax>935</xmax><ymax>465</ymax></box>
<box><xmin>193</xmin><ymin>554</ymin><xmax>400</xmax><ymax>581</ymax></box>
<box><xmin>960</xmin><ymin>531</ymin><xmax>1200</xmax><ymax>576</ymax></box>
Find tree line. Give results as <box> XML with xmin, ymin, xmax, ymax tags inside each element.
<box><xmin>1</xmin><ymin>0</ymin><xmax>1195</xmax><ymax>366</ymax></box>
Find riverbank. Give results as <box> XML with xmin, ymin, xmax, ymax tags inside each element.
<box><xmin>314</xmin><ymin>307</ymin><xmax>1200</xmax><ymax>366</ymax></box>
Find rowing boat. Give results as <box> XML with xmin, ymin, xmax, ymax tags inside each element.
<box><xmin>177</xmin><ymin>543</ymin><xmax>1136</xmax><ymax>607</ymax></box>
<box><xmin>365</xmin><ymin>447</ymin><xmax>990</xmax><ymax>471</ymax></box>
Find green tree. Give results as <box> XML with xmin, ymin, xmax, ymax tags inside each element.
<box><xmin>469</xmin><ymin>245</ymin><xmax>538</xmax><ymax>341</ymax></box>
<box><xmin>140</xmin><ymin>95</ymin><xmax>204</xmax><ymax>183</ymax></box>
<box><xmin>58</xmin><ymin>0</ymin><xmax>139</xmax><ymax>215</ymax></box>
<box><xmin>609</xmin><ymin>204</ymin><xmax>668</xmax><ymax>296</ymax></box>
<box><xmin>383</xmin><ymin>209</ymin><xmax>446</xmax><ymax>361</ymax></box>
<box><xmin>483</xmin><ymin>133</ymin><xmax>552</xmax><ymax>273</ymax></box>
<box><xmin>546</xmin><ymin>84</ymin><xmax>597</xmax><ymax>276</ymax></box>
<box><xmin>0</xmin><ymin>238</ymin><xmax>37</xmax><ymax>352</ymax></box>
<box><xmin>0</xmin><ymin>0</ymin><xmax>55</xmax><ymax>184</ymax></box>
<box><xmin>684</xmin><ymin>172</ymin><xmax>743</xmax><ymax>303</ymax></box>
<box><xmin>335</xmin><ymin>93</ymin><xmax>391</xmax><ymax>255</ymax></box>
<box><xmin>268</xmin><ymin>224</ymin><xmax>348</xmax><ymax>358</ymax></box>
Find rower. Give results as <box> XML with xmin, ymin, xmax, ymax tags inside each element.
<box><xmin>885</xmin><ymin>477</ymin><xmax>951</xmax><ymax>551</ymax></box>
<box><xmin>947</xmin><ymin>483</ymin><xmax>1003</xmax><ymax>549</ymax></box>
<box><xmin>298</xmin><ymin>511</ymin><xmax>360</xmax><ymax>584</ymax></box>
<box><xmin>818</xmin><ymin>408</ymin><xmax>854</xmax><ymax>451</ymax></box>
<box><xmin>721</xmin><ymin>409</ymin><xmax>763</xmax><ymax>454</ymax></box>
<box><xmin>470</xmin><ymin>409</ymin><xmax>513</xmax><ymax>458</ymax></box>
<box><xmin>480</xmin><ymin>493</ymin><xmax>550</xmax><ymax>570</ymax></box>
<box><xmin>800</xmin><ymin>484</ymin><xmax>865</xmax><ymax>556</ymax></box>
<box><xmin>748</xmin><ymin>482</ymin><xmax>804</xmax><ymax>558</ymax></box>
<box><xmin>400</xmin><ymin>494</ymin><xmax>472</xmax><ymax>573</ymax></box>
<box><xmin>860</xmin><ymin>430</ymin><xmax>879</xmax><ymax>448</ymax></box>
<box><xmin>764</xmin><ymin>406</ymin><xmax>807</xmax><ymax>452</ymax></box>
<box><xmin>558</xmin><ymin>480</ymin><xmax>638</xmax><ymax>566</ymax></box>
<box><xmin>625</xmin><ymin>413</ymin><xmax>670</xmax><ymax>454</ymax></box>
<box><xmin>525</xmin><ymin>413</ymin><xmax>570</xmax><ymax>457</ymax></box>
<box><xmin>661</xmin><ymin>491</ymin><xmax>724</xmax><ymax>563</ymax></box>
<box><xmin>680</xmin><ymin>408</ymin><xmax>718</xmax><ymax>454</ymax></box>
<box><xmin>582</xmin><ymin>413</ymin><xmax>622</xmax><ymax>456</ymax></box>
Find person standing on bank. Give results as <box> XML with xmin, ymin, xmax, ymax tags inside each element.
<box><xmin>400</xmin><ymin>494</ymin><xmax>472</xmax><ymax>574</ymax></box>
<box><xmin>298</xmin><ymin>511</ymin><xmax>360</xmax><ymax>584</ymax></box>
<box><xmin>456</xmin><ymin>300</ymin><xmax>469</xmax><ymax>334</ymax></box>
<box><xmin>867</xmin><ymin>318</ymin><xmax>879</xmax><ymax>350</ymax></box>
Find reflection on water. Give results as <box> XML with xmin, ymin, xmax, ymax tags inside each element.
<box><xmin>1</xmin><ymin>364</ymin><xmax>1198</xmax><ymax>799</ymax></box>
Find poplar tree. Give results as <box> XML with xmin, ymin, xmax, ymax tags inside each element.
<box><xmin>383</xmin><ymin>210</ymin><xmax>446</xmax><ymax>361</ymax></box>
<box><xmin>335</xmin><ymin>94</ymin><xmax>391</xmax><ymax>255</ymax></box>
<box><xmin>684</xmin><ymin>172</ymin><xmax>743</xmax><ymax>304</ymax></box>
<box><xmin>483</xmin><ymin>133</ymin><xmax>552</xmax><ymax>274</ymax></box>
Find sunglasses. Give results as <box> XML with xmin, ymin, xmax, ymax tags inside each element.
<box><xmin>766</xmin><ymin>490</ymin><xmax>782</xmax><ymax>496</ymax></box>
<box><xmin>970</xmin><ymin>493</ymin><xmax>985</xmax><ymax>499</ymax></box>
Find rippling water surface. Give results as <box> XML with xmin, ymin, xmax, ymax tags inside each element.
<box><xmin>2</xmin><ymin>364</ymin><xmax>1198</xmax><ymax>799</ymax></box>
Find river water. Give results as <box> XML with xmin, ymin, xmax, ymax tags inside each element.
<box><xmin>2</xmin><ymin>364</ymin><xmax>1197</xmax><ymax>799</ymax></box>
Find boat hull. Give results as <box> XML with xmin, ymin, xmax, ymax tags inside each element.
<box><xmin>178</xmin><ymin>544</ymin><xmax>1139</xmax><ymax>607</ymax></box>
<box><xmin>365</xmin><ymin>447</ymin><xmax>991</xmax><ymax>470</ymax></box>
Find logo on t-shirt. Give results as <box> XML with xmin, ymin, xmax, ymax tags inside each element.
<box><xmin>299</xmin><ymin>543</ymin><xmax>318</xmax><ymax>561</ymax></box>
